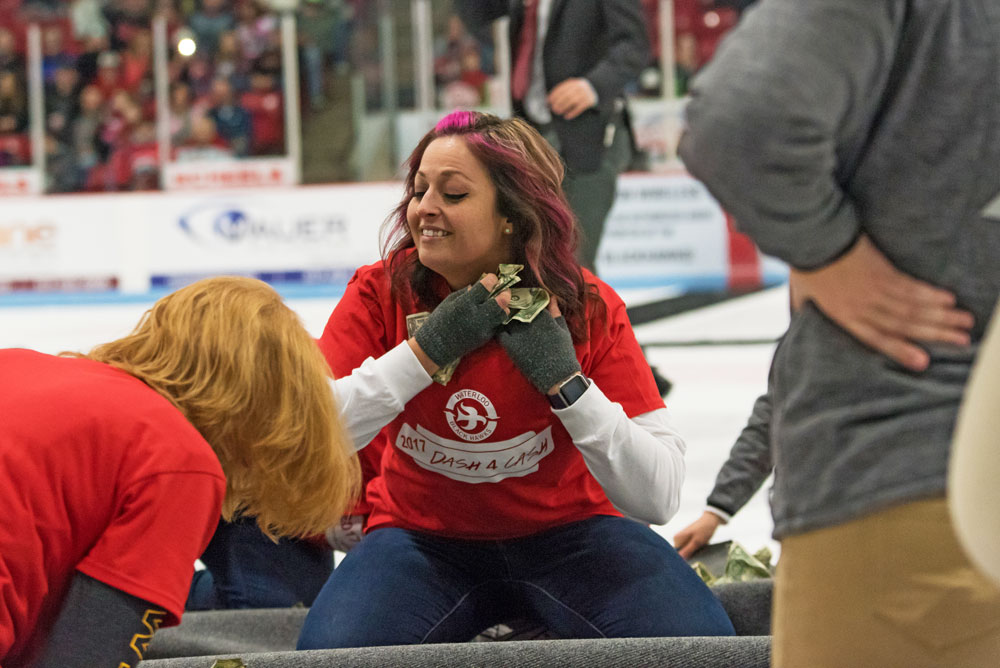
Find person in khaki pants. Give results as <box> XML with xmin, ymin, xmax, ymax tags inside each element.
<box><xmin>679</xmin><ymin>0</ymin><xmax>1000</xmax><ymax>666</ymax></box>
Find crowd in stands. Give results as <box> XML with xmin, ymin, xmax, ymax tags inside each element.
<box><xmin>0</xmin><ymin>0</ymin><xmax>288</xmax><ymax>193</ymax></box>
<box><xmin>0</xmin><ymin>0</ymin><xmax>746</xmax><ymax>194</ymax></box>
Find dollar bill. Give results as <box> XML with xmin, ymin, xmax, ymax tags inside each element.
<box><xmin>405</xmin><ymin>311</ymin><xmax>459</xmax><ymax>385</ymax></box>
<box><xmin>712</xmin><ymin>542</ymin><xmax>774</xmax><ymax>585</ymax></box>
<box><xmin>486</xmin><ymin>263</ymin><xmax>524</xmax><ymax>298</ymax></box>
<box><xmin>211</xmin><ymin>660</ymin><xmax>247</xmax><ymax>668</ymax></box>
<box><xmin>405</xmin><ymin>311</ymin><xmax>429</xmax><ymax>338</ymax></box>
<box><xmin>691</xmin><ymin>561</ymin><xmax>717</xmax><ymax>586</ymax></box>
<box><xmin>505</xmin><ymin>287</ymin><xmax>550</xmax><ymax>324</ymax></box>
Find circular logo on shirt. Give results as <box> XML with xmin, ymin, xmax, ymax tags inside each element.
<box><xmin>444</xmin><ymin>389</ymin><xmax>498</xmax><ymax>441</ymax></box>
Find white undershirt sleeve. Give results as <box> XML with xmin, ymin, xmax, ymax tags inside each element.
<box><xmin>706</xmin><ymin>506</ymin><xmax>732</xmax><ymax>523</ymax></box>
<box><xmin>328</xmin><ymin>341</ymin><xmax>433</xmax><ymax>450</ymax></box>
<box><xmin>554</xmin><ymin>382</ymin><xmax>685</xmax><ymax>526</ymax></box>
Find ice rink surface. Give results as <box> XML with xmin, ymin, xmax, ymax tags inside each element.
<box><xmin>0</xmin><ymin>283</ymin><xmax>790</xmax><ymax>559</ymax></box>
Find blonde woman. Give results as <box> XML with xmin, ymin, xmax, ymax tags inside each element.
<box><xmin>0</xmin><ymin>277</ymin><xmax>359</xmax><ymax>668</ymax></box>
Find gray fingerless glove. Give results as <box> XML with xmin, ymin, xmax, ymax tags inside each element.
<box><xmin>414</xmin><ymin>282</ymin><xmax>507</xmax><ymax>367</ymax></box>
<box><xmin>497</xmin><ymin>311</ymin><xmax>582</xmax><ymax>393</ymax></box>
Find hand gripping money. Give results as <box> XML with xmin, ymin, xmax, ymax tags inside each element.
<box><xmin>407</xmin><ymin>264</ymin><xmax>552</xmax><ymax>385</ymax></box>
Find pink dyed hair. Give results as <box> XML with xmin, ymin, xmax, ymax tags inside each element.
<box><xmin>383</xmin><ymin>111</ymin><xmax>601</xmax><ymax>340</ymax></box>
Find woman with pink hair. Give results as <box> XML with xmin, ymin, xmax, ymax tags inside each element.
<box><xmin>300</xmin><ymin>110</ymin><xmax>733</xmax><ymax>647</ymax></box>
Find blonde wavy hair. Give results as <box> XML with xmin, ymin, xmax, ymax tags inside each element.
<box><xmin>73</xmin><ymin>276</ymin><xmax>360</xmax><ymax>538</ymax></box>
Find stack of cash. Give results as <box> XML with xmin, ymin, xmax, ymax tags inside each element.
<box><xmin>406</xmin><ymin>264</ymin><xmax>552</xmax><ymax>386</ymax></box>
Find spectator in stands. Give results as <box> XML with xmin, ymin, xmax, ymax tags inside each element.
<box><xmin>70</xmin><ymin>83</ymin><xmax>105</xmax><ymax>187</ymax></box>
<box><xmin>104</xmin><ymin>0</ymin><xmax>153</xmax><ymax>52</ymax></box>
<box><xmin>240</xmin><ymin>68</ymin><xmax>283</xmax><ymax>155</ymax></box>
<box><xmin>207</xmin><ymin>75</ymin><xmax>251</xmax><ymax>156</ymax></box>
<box><xmin>120</xmin><ymin>27</ymin><xmax>153</xmax><ymax>93</ymax></box>
<box><xmin>234</xmin><ymin>0</ymin><xmax>278</xmax><ymax>64</ymax></box>
<box><xmin>93</xmin><ymin>49</ymin><xmax>125</xmax><ymax>100</ymax></box>
<box><xmin>297</xmin><ymin>0</ymin><xmax>340</xmax><ymax>111</ymax></box>
<box><xmin>71</xmin><ymin>0</ymin><xmax>111</xmax><ymax>87</ymax></box>
<box><xmin>179</xmin><ymin>53</ymin><xmax>216</xmax><ymax>100</ymax></box>
<box><xmin>433</xmin><ymin>15</ymin><xmax>488</xmax><ymax>109</ymax></box>
<box><xmin>154</xmin><ymin>0</ymin><xmax>183</xmax><ymax>37</ymax></box>
<box><xmin>253</xmin><ymin>42</ymin><xmax>282</xmax><ymax>81</ymax></box>
<box><xmin>175</xmin><ymin>114</ymin><xmax>233</xmax><ymax>161</ymax></box>
<box><xmin>97</xmin><ymin>88</ymin><xmax>142</xmax><ymax>161</ymax></box>
<box><xmin>0</xmin><ymin>27</ymin><xmax>23</xmax><ymax>75</ymax></box>
<box><xmin>213</xmin><ymin>29</ymin><xmax>248</xmax><ymax>92</ymax></box>
<box><xmin>133</xmin><ymin>72</ymin><xmax>157</xmax><ymax>117</ymax></box>
<box><xmin>0</xmin><ymin>276</ymin><xmax>360</xmax><ymax>667</ymax></box>
<box><xmin>168</xmin><ymin>79</ymin><xmax>196</xmax><ymax>146</ymax></box>
<box><xmin>45</xmin><ymin>64</ymin><xmax>80</xmax><ymax>145</ymax></box>
<box><xmin>297</xmin><ymin>110</ymin><xmax>734</xmax><ymax>649</ymax></box>
<box><xmin>347</xmin><ymin>19</ymin><xmax>380</xmax><ymax>109</ymax></box>
<box><xmin>123</xmin><ymin>118</ymin><xmax>159</xmax><ymax>189</ymax></box>
<box><xmin>0</xmin><ymin>134</ymin><xmax>27</xmax><ymax>167</ymax></box>
<box><xmin>433</xmin><ymin>15</ymin><xmax>479</xmax><ymax>87</ymax></box>
<box><xmin>45</xmin><ymin>130</ymin><xmax>79</xmax><ymax>193</ymax></box>
<box><xmin>0</xmin><ymin>70</ymin><xmax>28</xmax><ymax>135</ymax></box>
<box><xmin>98</xmin><ymin>117</ymin><xmax>158</xmax><ymax>191</ymax></box>
<box><xmin>189</xmin><ymin>0</ymin><xmax>236</xmax><ymax>57</ymax></box>
<box><xmin>41</xmin><ymin>24</ymin><xmax>76</xmax><ymax>85</ymax></box>
<box><xmin>674</xmin><ymin>32</ymin><xmax>700</xmax><ymax>97</ymax></box>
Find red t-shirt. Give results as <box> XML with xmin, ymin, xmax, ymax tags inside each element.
<box><xmin>318</xmin><ymin>259</ymin><xmax>663</xmax><ymax>540</ymax></box>
<box><xmin>0</xmin><ymin>350</ymin><xmax>226</xmax><ymax>667</ymax></box>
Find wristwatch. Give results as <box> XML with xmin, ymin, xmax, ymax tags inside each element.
<box><xmin>548</xmin><ymin>373</ymin><xmax>591</xmax><ymax>409</ymax></box>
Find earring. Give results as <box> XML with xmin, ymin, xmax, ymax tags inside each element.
<box><xmin>504</xmin><ymin>227</ymin><xmax>512</xmax><ymax>235</ymax></box>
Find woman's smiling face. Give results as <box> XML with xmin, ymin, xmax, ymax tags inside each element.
<box><xmin>406</xmin><ymin>136</ymin><xmax>512</xmax><ymax>289</ymax></box>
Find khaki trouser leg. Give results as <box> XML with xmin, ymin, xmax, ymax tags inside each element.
<box><xmin>773</xmin><ymin>497</ymin><xmax>1000</xmax><ymax>668</ymax></box>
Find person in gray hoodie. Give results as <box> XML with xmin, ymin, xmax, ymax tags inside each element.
<box><xmin>679</xmin><ymin>1</ymin><xmax>1000</xmax><ymax>666</ymax></box>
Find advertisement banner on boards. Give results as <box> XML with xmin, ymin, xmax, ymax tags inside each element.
<box><xmin>0</xmin><ymin>195</ymin><xmax>120</xmax><ymax>292</ymax></box>
<box><xmin>597</xmin><ymin>172</ymin><xmax>731</xmax><ymax>291</ymax></box>
<box><xmin>162</xmin><ymin>157</ymin><xmax>297</xmax><ymax>191</ymax></box>
<box><xmin>0</xmin><ymin>174</ymin><xmax>782</xmax><ymax>300</ymax></box>
<box><xmin>145</xmin><ymin>182</ymin><xmax>392</xmax><ymax>289</ymax></box>
<box><xmin>0</xmin><ymin>168</ymin><xmax>42</xmax><ymax>197</ymax></box>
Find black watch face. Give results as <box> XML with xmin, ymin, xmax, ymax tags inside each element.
<box><xmin>560</xmin><ymin>375</ymin><xmax>589</xmax><ymax>406</ymax></box>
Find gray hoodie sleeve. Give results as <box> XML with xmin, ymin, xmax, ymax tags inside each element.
<box><xmin>706</xmin><ymin>391</ymin><xmax>772</xmax><ymax>517</ymax></box>
<box><xmin>678</xmin><ymin>0</ymin><xmax>905</xmax><ymax>269</ymax></box>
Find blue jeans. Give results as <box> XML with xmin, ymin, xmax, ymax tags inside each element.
<box><xmin>186</xmin><ymin>518</ymin><xmax>333</xmax><ymax>610</ymax></box>
<box><xmin>298</xmin><ymin>515</ymin><xmax>734</xmax><ymax>648</ymax></box>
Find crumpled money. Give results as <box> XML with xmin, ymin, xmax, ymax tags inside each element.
<box><xmin>505</xmin><ymin>287</ymin><xmax>550</xmax><ymax>324</ymax></box>
<box><xmin>691</xmin><ymin>542</ymin><xmax>774</xmax><ymax>586</ymax></box>
<box><xmin>489</xmin><ymin>264</ymin><xmax>551</xmax><ymax>324</ymax></box>
<box><xmin>211</xmin><ymin>660</ymin><xmax>247</xmax><ymax>668</ymax></box>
